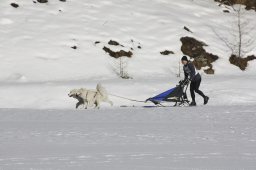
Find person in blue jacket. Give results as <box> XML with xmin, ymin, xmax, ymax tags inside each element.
<box><xmin>181</xmin><ymin>56</ymin><xmax>209</xmax><ymax>106</ymax></box>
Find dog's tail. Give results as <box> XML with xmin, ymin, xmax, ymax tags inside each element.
<box><xmin>96</xmin><ymin>83</ymin><xmax>107</xmax><ymax>97</ymax></box>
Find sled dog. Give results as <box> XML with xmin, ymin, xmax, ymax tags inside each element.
<box><xmin>68</xmin><ymin>84</ymin><xmax>113</xmax><ymax>109</ymax></box>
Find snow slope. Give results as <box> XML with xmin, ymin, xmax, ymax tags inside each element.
<box><xmin>1</xmin><ymin>106</ymin><xmax>256</xmax><ymax>170</ymax></box>
<box><xmin>1</xmin><ymin>0</ymin><xmax>256</xmax><ymax>82</ymax></box>
<box><xmin>0</xmin><ymin>0</ymin><xmax>255</xmax><ymax>108</ymax></box>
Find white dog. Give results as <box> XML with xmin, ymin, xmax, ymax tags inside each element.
<box><xmin>68</xmin><ymin>84</ymin><xmax>113</xmax><ymax>109</ymax></box>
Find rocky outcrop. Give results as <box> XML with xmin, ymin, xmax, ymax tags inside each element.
<box><xmin>10</xmin><ymin>3</ymin><xmax>19</xmax><ymax>8</ymax></box>
<box><xmin>215</xmin><ymin>0</ymin><xmax>256</xmax><ymax>11</ymax></box>
<box><xmin>99</xmin><ymin>39</ymin><xmax>142</xmax><ymax>59</ymax></box>
<box><xmin>108</xmin><ymin>40</ymin><xmax>121</xmax><ymax>46</ymax></box>
<box><xmin>184</xmin><ymin>26</ymin><xmax>193</xmax><ymax>33</ymax></box>
<box><xmin>103</xmin><ymin>47</ymin><xmax>133</xmax><ymax>58</ymax></box>
<box><xmin>180</xmin><ymin>36</ymin><xmax>219</xmax><ymax>74</ymax></box>
<box><xmin>160</xmin><ymin>50</ymin><xmax>174</xmax><ymax>55</ymax></box>
<box><xmin>229</xmin><ymin>54</ymin><xmax>256</xmax><ymax>70</ymax></box>
<box><xmin>71</xmin><ymin>46</ymin><xmax>77</xmax><ymax>50</ymax></box>
<box><xmin>37</xmin><ymin>0</ymin><xmax>48</xmax><ymax>3</ymax></box>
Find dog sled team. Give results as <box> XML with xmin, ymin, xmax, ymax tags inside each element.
<box><xmin>69</xmin><ymin>56</ymin><xmax>209</xmax><ymax>109</ymax></box>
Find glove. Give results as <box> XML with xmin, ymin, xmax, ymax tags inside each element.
<box><xmin>180</xmin><ymin>79</ymin><xmax>190</xmax><ymax>85</ymax></box>
<box><xmin>179</xmin><ymin>80</ymin><xmax>184</xmax><ymax>84</ymax></box>
<box><xmin>179</xmin><ymin>79</ymin><xmax>186</xmax><ymax>85</ymax></box>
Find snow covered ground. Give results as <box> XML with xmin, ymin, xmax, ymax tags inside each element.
<box><xmin>1</xmin><ymin>106</ymin><xmax>256</xmax><ymax>170</ymax></box>
<box><xmin>0</xmin><ymin>0</ymin><xmax>256</xmax><ymax>169</ymax></box>
<box><xmin>0</xmin><ymin>75</ymin><xmax>256</xmax><ymax>109</ymax></box>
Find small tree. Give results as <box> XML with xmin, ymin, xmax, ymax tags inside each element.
<box><xmin>110</xmin><ymin>57</ymin><xmax>131</xmax><ymax>79</ymax></box>
<box><xmin>213</xmin><ymin>2</ymin><xmax>256</xmax><ymax>58</ymax></box>
<box><xmin>231</xmin><ymin>5</ymin><xmax>256</xmax><ymax>58</ymax></box>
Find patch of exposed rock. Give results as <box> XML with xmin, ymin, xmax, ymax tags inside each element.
<box><xmin>160</xmin><ymin>50</ymin><xmax>174</xmax><ymax>55</ymax></box>
<box><xmin>180</xmin><ymin>36</ymin><xmax>219</xmax><ymax>74</ymax></box>
<box><xmin>229</xmin><ymin>54</ymin><xmax>256</xmax><ymax>70</ymax></box>
<box><xmin>103</xmin><ymin>47</ymin><xmax>133</xmax><ymax>58</ymax></box>
<box><xmin>215</xmin><ymin>0</ymin><xmax>256</xmax><ymax>11</ymax></box>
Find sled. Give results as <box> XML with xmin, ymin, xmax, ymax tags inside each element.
<box><xmin>146</xmin><ymin>79</ymin><xmax>190</xmax><ymax>107</ymax></box>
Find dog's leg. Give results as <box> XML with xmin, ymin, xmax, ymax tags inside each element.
<box><xmin>108</xmin><ymin>100</ymin><xmax>113</xmax><ymax>106</ymax></box>
<box><xmin>76</xmin><ymin>102</ymin><xmax>79</xmax><ymax>109</ymax></box>
<box><xmin>76</xmin><ymin>101</ymin><xmax>83</xmax><ymax>109</ymax></box>
<box><xmin>84</xmin><ymin>101</ymin><xmax>88</xmax><ymax>109</ymax></box>
<box><xmin>103</xmin><ymin>98</ymin><xmax>113</xmax><ymax>106</ymax></box>
<box><xmin>94</xmin><ymin>99</ymin><xmax>100</xmax><ymax>109</ymax></box>
<box><xmin>88</xmin><ymin>100</ymin><xmax>94</xmax><ymax>108</ymax></box>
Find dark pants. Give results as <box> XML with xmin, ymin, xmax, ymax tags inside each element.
<box><xmin>190</xmin><ymin>74</ymin><xmax>206</xmax><ymax>102</ymax></box>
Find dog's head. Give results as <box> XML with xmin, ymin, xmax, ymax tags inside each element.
<box><xmin>68</xmin><ymin>89</ymin><xmax>81</xmax><ymax>98</ymax></box>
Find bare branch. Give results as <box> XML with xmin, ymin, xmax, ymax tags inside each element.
<box><xmin>211</xmin><ymin>27</ymin><xmax>235</xmax><ymax>54</ymax></box>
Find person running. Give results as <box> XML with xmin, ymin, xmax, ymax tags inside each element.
<box><xmin>181</xmin><ymin>56</ymin><xmax>209</xmax><ymax>106</ymax></box>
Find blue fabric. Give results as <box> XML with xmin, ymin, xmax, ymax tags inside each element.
<box><xmin>149</xmin><ymin>87</ymin><xmax>176</xmax><ymax>102</ymax></box>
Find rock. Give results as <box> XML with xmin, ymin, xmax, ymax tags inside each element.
<box><xmin>223</xmin><ymin>10</ymin><xmax>230</xmax><ymax>13</ymax></box>
<box><xmin>184</xmin><ymin>26</ymin><xmax>193</xmax><ymax>33</ymax></box>
<box><xmin>247</xmin><ymin>55</ymin><xmax>256</xmax><ymax>61</ymax></box>
<box><xmin>108</xmin><ymin>40</ymin><xmax>120</xmax><ymax>46</ymax></box>
<box><xmin>215</xmin><ymin>0</ymin><xmax>256</xmax><ymax>11</ymax></box>
<box><xmin>94</xmin><ymin>41</ymin><xmax>101</xmax><ymax>45</ymax></box>
<box><xmin>103</xmin><ymin>46</ymin><xmax>133</xmax><ymax>58</ymax></box>
<box><xmin>180</xmin><ymin>37</ymin><xmax>208</xmax><ymax>58</ymax></box>
<box><xmin>59</xmin><ymin>0</ymin><xmax>66</xmax><ymax>2</ymax></box>
<box><xmin>180</xmin><ymin>36</ymin><xmax>219</xmax><ymax>74</ymax></box>
<box><xmin>204</xmin><ymin>67</ymin><xmax>215</xmax><ymax>74</ymax></box>
<box><xmin>37</xmin><ymin>0</ymin><xmax>48</xmax><ymax>3</ymax></box>
<box><xmin>10</xmin><ymin>3</ymin><xmax>19</xmax><ymax>8</ymax></box>
<box><xmin>229</xmin><ymin>54</ymin><xmax>256</xmax><ymax>70</ymax></box>
<box><xmin>71</xmin><ymin>46</ymin><xmax>77</xmax><ymax>49</ymax></box>
<box><xmin>160</xmin><ymin>50</ymin><xmax>174</xmax><ymax>55</ymax></box>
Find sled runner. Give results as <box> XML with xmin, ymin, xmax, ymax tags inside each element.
<box><xmin>146</xmin><ymin>79</ymin><xmax>190</xmax><ymax>107</ymax></box>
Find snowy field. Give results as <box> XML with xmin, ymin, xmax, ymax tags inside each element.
<box><xmin>0</xmin><ymin>75</ymin><xmax>256</xmax><ymax>109</ymax></box>
<box><xmin>0</xmin><ymin>0</ymin><xmax>256</xmax><ymax>169</ymax></box>
<box><xmin>1</xmin><ymin>106</ymin><xmax>256</xmax><ymax>170</ymax></box>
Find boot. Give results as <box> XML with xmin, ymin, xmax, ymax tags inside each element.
<box><xmin>204</xmin><ymin>96</ymin><xmax>209</xmax><ymax>105</ymax></box>
<box><xmin>189</xmin><ymin>101</ymin><xmax>197</xmax><ymax>106</ymax></box>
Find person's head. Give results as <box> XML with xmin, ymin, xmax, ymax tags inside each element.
<box><xmin>181</xmin><ymin>56</ymin><xmax>188</xmax><ymax>65</ymax></box>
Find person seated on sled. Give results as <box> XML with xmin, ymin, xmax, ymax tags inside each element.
<box><xmin>181</xmin><ymin>56</ymin><xmax>209</xmax><ymax>106</ymax></box>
